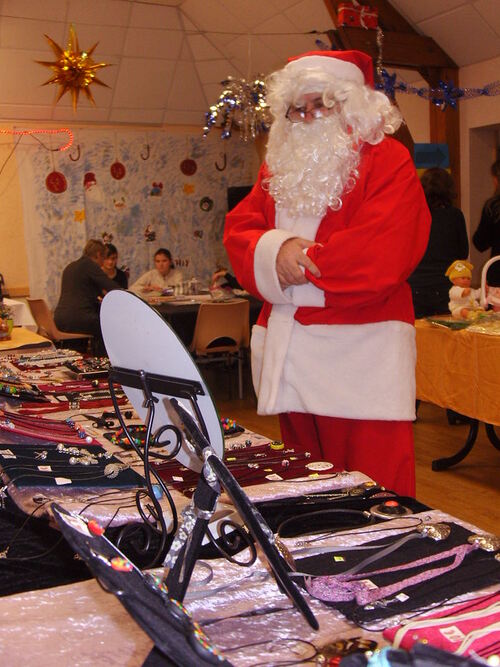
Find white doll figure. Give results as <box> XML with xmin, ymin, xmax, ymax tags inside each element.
<box><xmin>445</xmin><ymin>260</ymin><xmax>482</xmax><ymax>319</ymax></box>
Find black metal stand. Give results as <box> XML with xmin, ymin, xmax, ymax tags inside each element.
<box><xmin>108</xmin><ymin>367</ymin><xmax>210</xmax><ymax>566</ymax></box>
<box><xmin>432</xmin><ymin>420</ymin><xmax>500</xmax><ymax>471</ymax></box>
<box><xmin>108</xmin><ymin>366</ymin><xmax>318</xmax><ymax>630</ymax></box>
<box><xmin>165</xmin><ymin>398</ymin><xmax>318</xmax><ymax>630</ymax></box>
<box><xmin>165</xmin><ymin>475</ymin><xmax>220</xmax><ymax>602</ymax></box>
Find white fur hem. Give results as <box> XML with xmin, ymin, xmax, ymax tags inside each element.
<box><xmin>251</xmin><ymin>320</ymin><xmax>416</xmax><ymax>420</ymax></box>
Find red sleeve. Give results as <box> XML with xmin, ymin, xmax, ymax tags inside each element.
<box><xmin>305</xmin><ymin>139</ymin><xmax>431</xmax><ymax>311</ymax></box>
<box><xmin>223</xmin><ymin>164</ymin><xmax>274</xmax><ymax>299</ymax></box>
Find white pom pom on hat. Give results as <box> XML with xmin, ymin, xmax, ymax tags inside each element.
<box><xmin>285</xmin><ymin>50</ymin><xmax>374</xmax><ymax>88</ymax></box>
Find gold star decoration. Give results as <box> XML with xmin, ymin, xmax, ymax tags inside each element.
<box><xmin>73</xmin><ymin>209</ymin><xmax>86</xmax><ymax>223</ymax></box>
<box><xmin>36</xmin><ymin>24</ymin><xmax>110</xmax><ymax>111</ymax></box>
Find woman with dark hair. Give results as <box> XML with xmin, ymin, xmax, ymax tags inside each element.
<box><xmin>409</xmin><ymin>169</ymin><xmax>471</xmax><ymax>425</ymax></box>
<box><xmin>473</xmin><ymin>159</ymin><xmax>500</xmax><ymax>287</ymax></box>
<box><xmin>102</xmin><ymin>243</ymin><xmax>128</xmax><ymax>289</ymax></box>
<box><xmin>408</xmin><ymin>167</ymin><xmax>469</xmax><ymax>318</ymax></box>
<box><xmin>54</xmin><ymin>239</ymin><xmax>118</xmax><ymax>354</ymax></box>
<box><xmin>129</xmin><ymin>248</ymin><xmax>183</xmax><ymax>296</ymax></box>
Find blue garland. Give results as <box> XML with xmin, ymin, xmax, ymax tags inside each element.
<box><xmin>376</xmin><ymin>68</ymin><xmax>500</xmax><ymax>110</ymax></box>
<box><xmin>203</xmin><ymin>63</ymin><xmax>500</xmax><ymax>141</ymax></box>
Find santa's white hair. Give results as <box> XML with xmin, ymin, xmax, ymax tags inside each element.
<box><xmin>264</xmin><ymin>66</ymin><xmax>403</xmax><ymax>218</ymax></box>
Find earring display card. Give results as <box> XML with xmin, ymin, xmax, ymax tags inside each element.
<box><xmin>0</xmin><ymin>443</ymin><xmax>145</xmax><ymax>489</ymax></box>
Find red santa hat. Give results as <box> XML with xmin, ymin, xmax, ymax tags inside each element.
<box><xmin>285</xmin><ymin>50</ymin><xmax>374</xmax><ymax>88</ymax></box>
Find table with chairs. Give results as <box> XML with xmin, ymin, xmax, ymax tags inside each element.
<box><xmin>152</xmin><ymin>294</ymin><xmax>261</xmax><ymax>400</ymax></box>
<box><xmin>189</xmin><ymin>298</ymin><xmax>250</xmax><ymax>400</ymax></box>
<box><xmin>152</xmin><ymin>294</ymin><xmax>260</xmax><ymax>344</ymax></box>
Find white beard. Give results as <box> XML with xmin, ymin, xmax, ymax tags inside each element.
<box><xmin>265</xmin><ymin>112</ymin><xmax>361</xmax><ymax>218</ymax></box>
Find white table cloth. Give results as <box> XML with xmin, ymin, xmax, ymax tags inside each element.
<box><xmin>3</xmin><ymin>298</ymin><xmax>37</xmax><ymax>331</ymax></box>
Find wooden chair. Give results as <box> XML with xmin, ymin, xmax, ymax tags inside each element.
<box><xmin>26</xmin><ymin>298</ymin><xmax>93</xmax><ymax>352</ymax></box>
<box><xmin>189</xmin><ymin>299</ymin><xmax>250</xmax><ymax>399</ymax></box>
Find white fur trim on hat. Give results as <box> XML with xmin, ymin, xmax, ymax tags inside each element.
<box><xmin>284</xmin><ymin>55</ymin><xmax>364</xmax><ymax>86</ymax></box>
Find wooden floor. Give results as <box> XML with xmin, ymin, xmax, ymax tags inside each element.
<box><xmin>205</xmin><ymin>366</ymin><xmax>499</xmax><ymax>535</ymax></box>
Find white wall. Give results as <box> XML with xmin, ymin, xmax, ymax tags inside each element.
<box><xmin>396</xmin><ymin>87</ymin><xmax>431</xmax><ymax>144</ymax></box>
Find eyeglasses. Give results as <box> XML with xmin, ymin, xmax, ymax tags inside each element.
<box><xmin>285</xmin><ymin>99</ymin><xmax>333</xmax><ymax>123</ymax></box>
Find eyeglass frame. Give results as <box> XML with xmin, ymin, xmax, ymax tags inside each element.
<box><xmin>285</xmin><ymin>97</ymin><xmax>337</xmax><ymax>123</ymax></box>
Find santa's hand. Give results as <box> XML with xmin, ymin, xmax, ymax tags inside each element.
<box><xmin>276</xmin><ymin>237</ymin><xmax>321</xmax><ymax>288</ymax></box>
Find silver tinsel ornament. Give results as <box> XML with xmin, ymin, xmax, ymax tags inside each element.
<box><xmin>203</xmin><ymin>75</ymin><xmax>273</xmax><ymax>141</ymax></box>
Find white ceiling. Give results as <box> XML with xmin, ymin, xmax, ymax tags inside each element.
<box><xmin>0</xmin><ymin>0</ymin><xmax>498</xmax><ymax>126</ymax></box>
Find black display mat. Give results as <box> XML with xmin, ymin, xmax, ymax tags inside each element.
<box><xmin>255</xmin><ymin>494</ymin><xmax>431</xmax><ymax>535</ymax></box>
<box><xmin>0</xmin><ymin>496</ymin><xmax>91</xmax><ymax>597</ymax></box>
<box><xmin>0</xmin><ymin>443</ymin><xmax>145</xmax><ymax>489</ymax></box>
<box><xmin>296</xmin><ymin>522</ymin><xmax>500</xmax><ymax>624</ymax></box>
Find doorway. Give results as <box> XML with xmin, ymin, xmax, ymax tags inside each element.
<box><xmin>469</xmin><ymin>124</ymin><xmax>500</xmax><ymax>285</ymax></box>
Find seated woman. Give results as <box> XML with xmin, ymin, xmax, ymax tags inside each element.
<box><xmin>129</xmin><ymin>248</ymin><xmax>183</xmax><ymax>296</ymax></box>
<box><xmin>102</xmin><ymin>243</ymin><xmax>128</xmax><ymax>289</ymax></box>
<box><xmin>54</xmin><ymin>239</ymin><xmax>119</xmax><ymax>354</ymax></box>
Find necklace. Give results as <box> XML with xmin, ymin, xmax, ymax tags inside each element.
<box><xmin>305</xmin><ymin>530</ymin><xmax>500</xmax><ymax>607</ymax></box>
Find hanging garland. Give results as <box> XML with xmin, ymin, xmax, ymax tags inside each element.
<box><xmin>376</xmin><ymin>69</ymin><xmax>500</xmax><ymax>110</ymax></box>
<box><xmin>203</xmin><ymin>76</ymin><xmax>272</xmax><ymax>141</ymax></box>
<box><xmin>0</xmin><ymin>128</ymin><xmax>73</xmax><ymax>151</ymax></box>
<box><xmin>373</xmin><ymin>27</ymin><xmax>500</xmax><ymax>111</ymax></box>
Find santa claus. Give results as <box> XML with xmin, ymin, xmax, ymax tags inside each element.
<box><xmin>224</xmin><ymin>50</ymin><xmax>431</xmax><ymax>496</ymax></box>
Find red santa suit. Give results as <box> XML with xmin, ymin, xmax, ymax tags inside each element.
<box><xmin>224</xmin><ymin>136</ymin><xmax>430</xmax><ymax>495</ymax></box>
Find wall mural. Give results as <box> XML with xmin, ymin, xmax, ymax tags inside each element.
<box><xmin>16</xmin><ymin>130</ymin><xmax>254</xmax><ymax>308</ymax></box>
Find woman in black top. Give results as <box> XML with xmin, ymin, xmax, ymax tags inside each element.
<box><xmin>54</xmin><ymin>239</ymin><xmax>119</xmax><ymax>354</ymax></box>
<box><xmin>408</xmin><ymin>168</ymin><xmax>469</xmax><ymax>318</ymax></box>
<box><xmin>102</xmin><ymin>243</ymin><xmax>128</xmax><ymax>289</ymax></box>
<box><xmin>472</xmin><ymin>159</ymin><xmax>500</xmax><ymax>286</ymax></box>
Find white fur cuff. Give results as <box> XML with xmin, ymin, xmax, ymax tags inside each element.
<box><xmin>254</xmin><ymin>229</ymin><xmax>296</xmax><ymax>304</ymax></box>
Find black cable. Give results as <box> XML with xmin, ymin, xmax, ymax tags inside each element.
<box><xmin>0</xmin><ymin>498</ymin><xmax>69</xmax><ymax>563</ymax></box>
<box><xmin>0</xmin><ymin>135</ymin><xmax>23</xmax><ymax>179</ymax></box>
<box><xmin>199</xmin><ymin>604</ymin><xmax>294</xmax><ymax>627</ymax></box>
<box><xmin>222</xmin><ymin>637</ymin><xmax>319</xmax><ymax>666</ymax></box>
<box><xmin>277</xmin><ymin>508</ymin><xmax>373</xmax><ymax>539</ymax></box>
<box><xmin>294</xmin><ymin>516</ymin><xmax>424</xmax><ymax>545</ymax></box>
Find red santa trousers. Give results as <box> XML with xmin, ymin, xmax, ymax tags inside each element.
<box><xmin>279</xmin><ymin>412</ymin><xmax>415</xmax><ymax>497</ymax></box>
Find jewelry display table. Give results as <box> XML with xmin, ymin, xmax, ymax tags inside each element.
<box><xmin>0</xmin><ymin>308</ymin><xmax>498</xmax><ymax>666</ymax></box>
<box><xmin>0</xmin><ymin>510</ymin><xmax>497</xmax><ymax>666</ymax></box>
<box><xmin>415</xmin><ymin>319</ymin><xmax>500</xmax><ymax>470</ymax></box>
